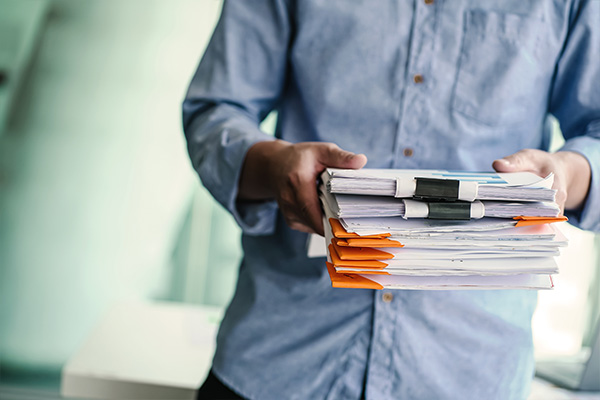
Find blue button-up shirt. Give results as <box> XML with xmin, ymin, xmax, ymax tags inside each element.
<box><xmin>183</xmin><ymin>1</ymin><xmax>600</xmax><ymax>398</ymax></box>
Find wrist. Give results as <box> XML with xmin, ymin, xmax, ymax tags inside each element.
<box><xmin>238</xmin><ymin>139</ymin><xmax>292</xmax><ymax>201</ymax></box>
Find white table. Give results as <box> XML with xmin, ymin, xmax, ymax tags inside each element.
<box><xmin>61</xmin><ymin>301</ymin><xmax>222</xmax><ymax>400</ymax></box>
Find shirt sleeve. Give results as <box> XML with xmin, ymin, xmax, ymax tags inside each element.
<box><xmin>182</xmin><ymin>0</ymin><xmax>291</xmax><ymax>235</ymax></box>
<box><xmin>549</xmin><ymin>0</ymin><xmax>600</xmax><ymax>232</ymax></box>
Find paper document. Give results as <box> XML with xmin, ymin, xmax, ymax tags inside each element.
<box><xmin>322</xmin><ymin>168</ymin><xmax>556</xmax><ymax>202</ymax></box>
<box><xmin>326</xmin><ymin>263</ymin><xmax>554</xmax><ymax>290</ymax></box>
<box><xmin>321</xmin><ymin>187</ymin><xmax>560</xmax><ymax>219</ymax></box>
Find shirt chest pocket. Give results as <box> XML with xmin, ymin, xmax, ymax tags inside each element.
<box><xmin>452</xmin><ymin>10</ymin><xmax>554</xmax><ymax>127</ymax></box>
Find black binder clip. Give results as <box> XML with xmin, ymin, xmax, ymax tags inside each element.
<box><xmin>414</xmin><ymin>178</ymin><xmax>460</xmax><ymax>201</ymax></box>
<box><xmin>427</xmin><ymin>202</ymin><xmax>472</xmax><ymax>220</ymax></box>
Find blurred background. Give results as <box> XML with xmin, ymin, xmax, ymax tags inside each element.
<box><xmin>0</xmin><ymin>0</ymin><xmax>598</xmax><ymax>395</ymax></box>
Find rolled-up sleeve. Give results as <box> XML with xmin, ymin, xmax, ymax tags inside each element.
<box><xmin>182</xmin><ymin>0</ymin><xmax>291</xmax><ymax>235</ymax></box>
<box><xmin>549</xmin><ymin>0</ymin><xmax>600</xmax><ymax>232</ymax></box>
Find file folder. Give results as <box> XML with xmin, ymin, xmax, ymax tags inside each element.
<box><xmin>322</xmin><ymin>168</ymin><xmax>556</xmax><ymax>202</ymax></box>
<box><xmin>336</xmin><ymin>215</ymin><xmax>568</xmax><ymax>238</ymax></box>
<box><xmin>321</xmin><ymin>187</ymin><xmax>562</xmax><ymax>219</ymax></box>
<box><xmin>331</xmin><ymin>240</ymin><xmax>561</xmax><ymax>261</ymax></box>
<box><xmin>326</xmin><ymin>263</ymin><xmax>555</xmax><ymax>290</ymax></box>
<box><xmin>328</xmin><ymin>244</ymin><xmax>559</xmax><ymax>275</ymax></box>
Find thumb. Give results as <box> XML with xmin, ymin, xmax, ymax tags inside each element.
<box><xmin>319</xmin><ymin>143</ymin><xmax>368</xmax><ymax>169</ymax></box>
<box><xmin>492</xmin><ymin>150</ymin><xmax>540</xmax><ymax>174</ymax></box>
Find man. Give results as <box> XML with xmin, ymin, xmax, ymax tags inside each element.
<box><xmin>183</xmin><ymin>1</ymin><xmax>599</xmax><ymax>398</ymax></box>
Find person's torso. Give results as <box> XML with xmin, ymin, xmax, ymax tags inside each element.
<box><xmin>215</xmin><ymin>2</ymin><xmax>572</xmax><ymax>398</ymax></box>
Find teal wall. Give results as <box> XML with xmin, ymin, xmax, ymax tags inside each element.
<box><xmin>0</xmin><ymin>0</ymin><xmax>243</xmax><ymax>372</ymax></box>
<box><xmin>0</xmin><ymin>0</ymin><xmax>596</xmax><ymax>383</ymax></box>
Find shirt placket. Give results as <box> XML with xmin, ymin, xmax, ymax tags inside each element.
<box><xmin>366</xmin><ymin>1</ymin><xmax>438</xmax><ymax>398</ymax></box>
<box><xmin>392</xmin><ymin>0</ymin><xmax>437</xmax><ymax>170</ymax></box>
<box><xmin>365</xmin><ymin>289</ymin><xmax>399</xmax><ymax>398</ymax></box>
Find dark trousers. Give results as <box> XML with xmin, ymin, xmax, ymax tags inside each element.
<box><xmin>196</xmin><ymin>370</ymin><xmax>245</xmax><ymax>400</ymax></box>
<box><xmin>197</xmin><ymin>369</ymin><xmax>368</xmax><ymax>399</ymax></box>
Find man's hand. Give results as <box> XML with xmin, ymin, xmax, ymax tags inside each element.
<box><xmin>492</xmin><ymin>149</ymin><xmax>591</xmax><ymax>213</ymax></box>
<box><xmin>238</xmin><ymin>140</ymin><xmax>368</xmax><ymax>235</ymax></box>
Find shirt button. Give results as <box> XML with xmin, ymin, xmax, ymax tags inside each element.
<box><xmin>424</xmin><ymin>0</ymin><xmax>434</xmax><ymax>4</ymax></box>
<box><xmin>403</xmin><ymin>147</ymin><xmax>414</xmax><ymax>157</ymax></box>
<box><xmin>382</xmin><ymin>292</ymin><xmax>394</xmax><ymax>303</ymax></box>
<box><xmin>413</xmin><ymin>74</ymin><xmax>424</xmax><ymax>84</ymax></box>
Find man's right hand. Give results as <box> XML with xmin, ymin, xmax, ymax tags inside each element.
<box><xmin>238</xmin><ymin>140</ymin><xmax>368</xmax><ymax>235</ymax></box>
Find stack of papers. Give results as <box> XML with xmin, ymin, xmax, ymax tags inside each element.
<box><xmin>319</xmin><ymin>169</ymin><xmax>568</xmax><ymax>290</ymax></box>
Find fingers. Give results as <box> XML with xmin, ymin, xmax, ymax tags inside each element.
<box><xmin>318</xmin><ymin>143</ymin><xmax>368</xmax><ymax>169</ymax></box>
<box><xmin>491</xmin><ymin>158</ymin><xmax>516</xmax><ymax>172</ymax></box>
<box><xmin>276</xmin><ymin>142</ymin><xmax>366</xmax><ymax>235</ymax></box>
<box><xmin>295</xmin><ymin>181</ymin><xmax>324</xmax><ymax>235</ymax></box>
<box><xmin>279</xmin><ymin>195</ymin><xmax>323</xmax><ymax>235</ymax></box>
<box><xmin>492</xmin><ymin>149</ymin><xmax>543</xmax><ymax>174</ymax></box>
<box><xmin>278</xmin><ymin>191</ymin><xmax>314</xmax><ymax>234</ymax></box>
<box><xmin>277</xmin><ymin>168</ymin><xmax>324</xmax><ymax>235</ymax></box>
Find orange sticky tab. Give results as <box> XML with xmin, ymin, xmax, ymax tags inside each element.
<box><xmin>329</xmin><ymin>218</ymin><xmax>390</xmax><ymax>238</ymax></box>
<box><xmin>329</xmin><ymin>244</ymin><xmax>388</xmax><ymax>269</ymax></box>
<box><xmin>344</xmin><ymin>237</ymin><xmax>404</xmax><ymax>248</ymax></box>
<box><xmin>514</xmin><ymin>215</ymin><xmax>568</xmax><ymax>227</ymax></box>
<box><xmin>332</xmin><ymin>240</ymin><xmax>394</xmax><ymax>260</ymax></box>
<box><xmin>325</xmin><ymin>262</ymin><xmax>384</xmax><ymax>290</ymax></box>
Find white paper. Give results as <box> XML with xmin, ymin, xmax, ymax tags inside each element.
<box><xmin>360</xmin><ymin>273</ymin><xmax>554</xmax><ymax>290</ymax></box>
<box><xmin>323</xmin><ymin>168</ymin><xmax>556</xmax><ymax>202</ymax></box>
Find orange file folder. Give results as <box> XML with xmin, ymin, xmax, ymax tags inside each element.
<box><xmin>331</xmin><ymin>240</ymin><xmax>394</xmax><ymax>260</ymax></box>
<box><xmin>326</xmin><ymin>262</ymin><xmax>384</xmax><ymax>290</ymax></box>
<box><xmin>329</xmin><ymin>244</ymin><xmax>388</xmax><ymax>269</ymax></box>
<box><xmin>336</xmin><ymin>237</ymin><xmax>405</xmax><ymax>248</ymax></box>
<box><xmin>329</xmin><ymin>218</ymin><xmax>390</xmax><ymax>238</ymax></box>
<box><xmin>326</xmin><ymin>262</ymin><xmax>555</xmax><ymax>290</ymax></box>
<box><xmin>329</xmin><ymin>217</ymin><xmax>567</xmax><ymax>246</ymax></box>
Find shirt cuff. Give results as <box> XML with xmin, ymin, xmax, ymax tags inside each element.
<box><xmin>194</xmin><ymin>125</ymin><xmax>278</xmax><ymax>236</ymax></box>
<box><xmin>559</xmin><ymin>135</ymin><xmax>600</xmax><ymax>232</ymax></box>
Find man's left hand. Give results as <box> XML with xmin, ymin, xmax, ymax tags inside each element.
<box><xmin>492</xmin><ymin>149</ymin><xmax>591</xmax><ymax>214</ymax></box>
